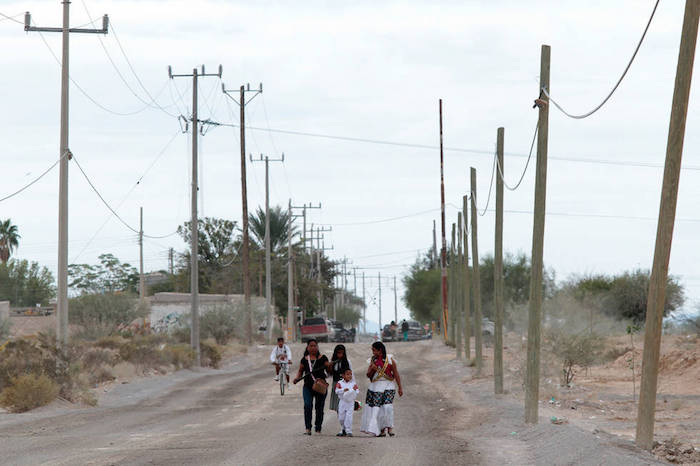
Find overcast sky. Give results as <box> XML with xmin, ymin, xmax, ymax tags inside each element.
<box><xmin>1</xmin><ymin>0</ymin><xmax>699</xmax><ymax>326</ymax></box>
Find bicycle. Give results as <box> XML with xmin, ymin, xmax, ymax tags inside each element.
<box><xmin>278</xmin><ymin>360</ymin><xmax>290</xmax><ymax>396</ymax></box>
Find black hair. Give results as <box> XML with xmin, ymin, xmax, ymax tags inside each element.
<box><xmin>371</xmin><ymin>341</ymin><xmax>387</xmax><ymax>360</ymax></box>
<box><xmin>303</xmin><ymin>338</ymin><xmax>318</xmax><ymax>357</ymax></box>
<box><xmin>277</xmin><ymin>337</ymin><xmax>284</xmax><ymax>342</ymax></box>
<box><xmin>343</xmin><ymin>368</ymin><xmax>353</xmax><ymax>374</ymax></box>
<box><xmin>332</xmin><ymin>344</ymin><xmax>347</xmax><ymax>362</ymax></box>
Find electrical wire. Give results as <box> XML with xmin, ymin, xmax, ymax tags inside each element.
<box><xmin>476</xmin><ymin>147</ymin><xmax>498</xmax><ymax>216</ymax></box>
<box><xmin>0</xmin><ymin>152</ymin><xmax>68</xmax><ymax>203</ymax></box>
<box><xmin>543</xmin><ymin>0</ymin><xmax>660</xmax><ymax>119</ymax></box>
<box><xmin>321</xmin><ymin>208</ymin><xmax>440</xmax><ymax>227</ymax></box>
<box><xmin>496</xmin><ymin>120</ymin><xmax>539</xmax><ymax>191</ymax></box>
<box><xmin>0</xmin><ymin>11</ymin><xmax>23</xmax><ymax>24</ymax></box>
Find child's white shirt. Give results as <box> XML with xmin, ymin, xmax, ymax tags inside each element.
<box><xmin>335</xmin><ymin>379</ymin><xmax>359</xmax><ymax>404</ymax></box>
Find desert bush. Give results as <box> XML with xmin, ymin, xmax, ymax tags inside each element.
<box><xmin>94</xmin><ymin>335</ymin><xmax>128</xmax><ymax>350</ymax></box>
<box><xmin>546</xmin><ymin>331</ymin><xmax>604</xmax><ymax>387</ymax></box>
<box><xmin>68</xmin><ymin>293</ymin><xmax>145</xmax><ymax>339</ymax></box>
<box><xmin>200</xmin><ymin>340</ymin><xmax>223</xmax><ymax>368</ymax></box>
<box><xmin>0</xmin><ymin>374</ymin><xmax>59</xmax><ymax>412</ymax></box>
<box><xmin>163</xmin><ymin>344</ymin><xmax>195</xmax><ymax>369</ymax></box>
<box><xmin>201</xmin><ymin>304</ymin><xmax>239</xmax><ymax>345</ymax></box>
<box><xmin>88</xmin><ymin>366</ymin><xmax>116</xmax><ymax>386</ymax></box>
<box><xmin>81</xmin><ymin>347</ymin><xmax>118</xmax><ymax>369</ymax></box>
<box><xmin>118</xmin><ymin>335</ymin><xmax>168</xmax><ymax>369</ymax></box>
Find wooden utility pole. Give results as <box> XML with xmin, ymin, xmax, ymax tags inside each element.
<box><xmin>439</xmin><ymin>99</ymin><xmax>448</xmax><ymax>340</ymax></box>
<box><xmin>462</xmin><ymin>195</ymin><xmax>471</xmax><ymax>361</ymax></box>
<box><xmin>287</xmin><ymin>199</ymin><xmax>294</xmax><ymax>342</ymax></box>
<box><xmin>139</xmin><ymin>207</ymin><xmax>145</xmax><ymax>300</ymax></box>
<box><xmin>637</xmin><ymin>0</ymin><xmax>699</xmax><ymax>450</ymax></box>
<box><xmin>525</xmin><ymin>45</ymin><xmax>550</xmax><ymax>424</ymax></box>
<box><xmin>470</xmin><ymin>168</ymin><xmax>483</xmax><ymax>373</ymax></box>
<box><xmin>433</xmin><ymin>220</ymin><xmax>438</xmax><ymax>268</ymax></box>
<box><xmin>393</xmin><ymin>276</ymin><xmax>397</xmax><ymax>325</ymax></box>
<box><xmin>222</xmin><ymin>82</ymin><xmax>263</xmax><ymax>345</ymax></box>
<box><xmin>168</xmin><ymin>248</ymin><xmax>174</xmax><ymax>275</ymax></box>
<box><xmin>494</xmin><ymin>127</ymin><xmax>505</xmax><ymax>394</ymax></box>
<box><xmin>362</xmin><ymin>272</ymin><xmax>366</xmax><ymax>333</ymax></box>
<box><xmin>449</xmin><ymin>223</ymin><xmax>456</xmax><ymax>345</ymax></box>
<box><xmin>378</xmin><ymin>272</ymin><xmax>382</xmax><ymax>332</ymax></box>
<box><xmin>456</xmin><ymin>212</ymin><xmax>463</xmax><ymax>360</ymax></box>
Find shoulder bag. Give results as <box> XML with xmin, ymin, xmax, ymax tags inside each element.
<box><xmin>307</xmin><ymin>356</ymin><xmax>328</xmax><ymax>395</ymax></box>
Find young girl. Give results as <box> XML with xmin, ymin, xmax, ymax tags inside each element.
<box><xmin>360</xmin><ymin>341</ymin><xmax>403</xmax><ymax>437</ymax></box>
<box><xmin>328</xmin><ymin>344</ymin><xmax>354</xmax><ymax>414</ymax></box>
<box><xmin>334</xmin><ymin>368</ymin><xmax>359</xmax><ymax>437</ymax></box>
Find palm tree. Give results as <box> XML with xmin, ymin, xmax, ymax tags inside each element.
<box><xmin>248</xmin><ymin>206</ymin><xmax>295</xmax><ymax>254</ymax></box>
<box><xmin>0</xmin><ymin>219</ymin><xmax>20</xmax><ymax>263</ymax></box>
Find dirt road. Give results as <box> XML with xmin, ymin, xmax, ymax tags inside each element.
<box><xmin>0</xmin><ymin>340</ymin><xmax>662</xmax><ymax>465</ymax></box>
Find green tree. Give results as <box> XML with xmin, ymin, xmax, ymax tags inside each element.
<box><xmin>68</xmin><ymin>254</ymin><xmax>138</xmax><ymax>294</ymax></box>
<box><xmin>0</xmin><ymin>259</ymin><xmax>55</xmax><ymax>306</ymax></box>
<box><xmin>0</xmin><ymin>219</ymin><xmax>20</xmax><ymax>264</ymax></box>
<box><xmin>607</xmin><ymin>269</ymin><xmax>683</xmax><ymax>322</ymax></box>
<box><xmin>248</xmin><ymin>205</ymin><xmax>293</xmax><ymax>253</ymax></box>
<box><xmin>334</xmin><ymin>306</ymin><xmax>362</xmax><ymax>327</ymax></box>
<box><xmin>403</xmin><ymin>251</ymin><xmax>442</xmax><ymax>323</ymax></box>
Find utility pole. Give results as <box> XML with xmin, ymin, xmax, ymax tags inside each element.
<box><xmin>362</xmin><ymin>272</ymin><xmax>366</xmax><ymax>334</ymax></box>
<box><xmin>439</xmin><ymin>99</ymin><xmax>449</xmax><ymax>340</ymax></box>
<box><xmin>637</xmin><ymin>0</ymin><xmax>699</xmax><ymax>450</ymax></box>
<box><xmin>222</xmin><ymin>82</ymin><xmax>262</xmax><ymax>346</ymax></box>
<box><xmin>139</xmin><ymin>207</ymin><xmax>145</xmax><ymax>300</ymax></box>
<box><xmin>494</xmin><ymin>127</ymin><xmax>505</xmax><ymax>395</ymax></box>
<box><xmin>287</xmin><ymin>199</ymin><xmax>294</xmax><ymax>342</ymax></box>
<box><xmin>433</xmin><ymin>220</ymin><xmax>438</xmax><ymax>269</ymax></box>
<box><xmin>378</xmin><ymin>272</ymin><xmax>382</xmax><ymax>334</ymax></box>
<box><xmin>170</xmin><ymin>64</ymin><xmax>223</xmax><ymax>366</ymax></box>
<box><xmin>24</xmin><ymin>7</ymin><xmax>109</xmax><ymax>345</ymax></box>
<box><xmin>250</xmin><ymin>153</ymin><xmax>284</xmax><ymax>344</ymax></box>
<box><xmin>354</xmin><ymin>268</ymin><xmax>357</xmax><ymax>296</ymax></box>
<box><xmin>168</xmin><ymin>248</ymin><xmax>174</xmax><ymax>276</ymax></box>
<box><xmin>393</xmin><ymin>276</ymin><xmax>397</xmax><ymax>325</ymax></box>
<box><xmin>462</xmin><ymin>195</ymin><xmax>471</xmax><ymax>361</ymax></box>
<box><xmin>525</xmin><ymin>45</ymin><xmax>550</xmax><ymax>424</ymax></box>
<box><xmin>319</xmin><ymin>239</ymin><xmax>334</xmax><ymax>315</ymax></box>
<box><xmin>456</xmin><ymin>212</ymin><xmax>463</xmax><ymax>360</ymax></box>
<box><xmin>449</xmin><ymin>223</ymin><xmax>456</xmax><ymax>345</ymax></box>
<box><xmin>470</xmin><ymin>168</ymin><xmax>483</xmax><ymax>373</ymax></box>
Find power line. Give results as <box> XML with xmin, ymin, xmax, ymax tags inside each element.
<box><xmin>477</xmin><ymin>147</ymin><xmax>497</xmax><ymax>216</ymax></box>
<box><xmin>496</xmin><ymin>120</ymin><xmax>539</xmax><ymax>191</ymax></box>
<box><xmin>0</xmin><ymin>152</ymin><xmax>68</xmax><ymax>203</ymax></box>
<box><xmin>0</xmin><ymin>11</ymin><xmax>23</xmax><ymax>24</ymax></box>
<box><xmin>200</xmin><ymin>119</ymin><xmax>700</xmax><ymax>171</ymax></box>
<box><xmin>543</xmin><ymin>0</ymin><xmax>660</xmax><ymax>119</ymax></box>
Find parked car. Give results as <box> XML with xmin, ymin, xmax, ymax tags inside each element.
<box><xmin>381</xmin><ymin>324</ymin><xmax>398</xmax><ymax>342</ymax></box>
<box><xmin>406</xmin><ymin>320</ymin><xmax>426</xmax><ymax>341</ymax></box>
<box><xmin>330</xmin><ymin>321</ymin><xmax>355</xmax><ymax>342</ymax></box>
<box><xmin>301</xmin><ymin>316</ymin><xmax>336</xmax><ymax>342</ymax></box>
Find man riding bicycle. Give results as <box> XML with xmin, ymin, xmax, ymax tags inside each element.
<box><xmin>270</xmin><ymin>337</ymin><xmax>293</xmax><ymax>383</ymax></box>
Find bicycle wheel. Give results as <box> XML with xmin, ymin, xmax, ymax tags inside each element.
<box><xmin>280</xmin><ymin>370</ymin><xmax>285</xmax><ymax>396</ymax></box>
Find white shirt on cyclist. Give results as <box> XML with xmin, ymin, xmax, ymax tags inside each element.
<box><xmin>270</xmin><ymin>344</ymin><xmax>292</xmax><ymax>364</ymax></box>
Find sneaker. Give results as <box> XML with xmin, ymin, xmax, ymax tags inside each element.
<box><xmin>274</xmin><ymin>375</ymin><xmax>279</xmax><ymax>381</ymax></box>
<box><xmin>336</xmin><ymin>431</ymin><xmax>346</xmax><ymax>437</ymax></box>
<box><xmin>346</xmin><ymin>433</ymin><xmax>353</xmax><ymax>437</ymax></box>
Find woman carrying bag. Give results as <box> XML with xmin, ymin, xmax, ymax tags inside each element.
<box><xmin>293</xmin><ymin>339</ymin><xmax>331</xmax><ymax>435</ymax></box>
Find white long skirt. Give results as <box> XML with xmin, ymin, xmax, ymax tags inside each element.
<box><xmin>360</xmin><ymin>380</ymin><xmax>396</xmax><ymax>436</ymax></box>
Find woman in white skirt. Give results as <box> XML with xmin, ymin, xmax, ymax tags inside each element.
<box><xmin>360</xmin><ymin>341</ymin><xmax>403</xmax><ymax>437</ymax></box>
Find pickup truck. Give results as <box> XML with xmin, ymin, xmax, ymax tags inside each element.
<box><xmin>300</xmin><ymin>316</ymin><xmax>335</xmax><ymax>343</ymax></box>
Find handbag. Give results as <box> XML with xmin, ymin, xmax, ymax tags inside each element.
<box><xmin>307</xmin><ymin>356</ymin><xmax>329</xmax><ymax>395</ymax></box>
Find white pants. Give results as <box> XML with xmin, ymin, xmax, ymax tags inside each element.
<box><xmin>338</xmin><ymin>400</ymin><xmax>354</xmax><ymax>433</ymax></box>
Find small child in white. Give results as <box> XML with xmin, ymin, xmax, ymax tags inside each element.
<box><xmin>335</xmin><ymin>368</ymin><xmax>359</xmax><ymax>437</ymax></box>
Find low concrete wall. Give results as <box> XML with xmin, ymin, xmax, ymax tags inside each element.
<box><xmin>148</xmin><ymin>293</ymin><xmax>268</xmax><ymax>330</ymax></box>
<box><xmin>0</xmin><ymin>301</ymin><xmax>9</xmax><ymax>321</ymax></box>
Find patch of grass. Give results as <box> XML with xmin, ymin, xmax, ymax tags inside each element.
<box><xmin>163</xmin><ymin>344</ymin><xmax>195</xmax><ymax>369</ymax></box>
<box><xmin>0</xmin><ymin>374</ymin><xmax>59</xmax><ymax>412</ymax></box>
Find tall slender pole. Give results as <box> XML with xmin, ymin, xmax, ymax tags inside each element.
<box><xmin>55</xmin><ymin>0</ymin><xmax>71</xmax><ymax>345</ymax></box>
<box><xmin>287</xmin><ymin>199</ymin><xmax>294</xmax><ymax>342</ymax></box>
<box><xmin>393</xmin><ymin>276</ymin><xmax>397</xmax><ymax>325</ymax></box>
<box><xmin>462</xmin><ymin>195</ymin><xmax>471</xmax><ymax>361</ymax></box>
<box><xmin>637</xmin><ymin>0</ymin><xmax>700</xmax><ymax>450</ymax></box>
<box><xmin>354</xmin><ymin>268</ymin><xmax>357</xmax><ymax>296</ymax></box>
<box><xmin>525</xmin><ymin>45</ymin><xmax>551</xmax><ymax>424</ymax></box>
<box><xmin>264</xmin><ymin>157</ymin><xmax>272</xmax><ymax>343</ymax></box>
<box><xmin>433</xmin><ymin>220</ymin><xmax>438</xmax><ymax>269</ymax></box>
<box><xmin>494</xmin><ymin>127</ymin><xmax>505</xmax><ymax>394</ymax></box>
<box><xmin>378</xmin><ymin>272</ymin><xmax>382</xmax><ymax>333</ymax></box>
<box><xmin>240</xmin><ymin>85</ymin><xmax>252</xmax><ymax>345</ymax></box>
<box><xmin>139</xmin><ymin>207</ymin><xmax>145</xmax><ymax>300</ymax></box>
<box><xmin>470</xmin><ymin>168</ymin><xmax>483</xmax><ymax>373</ymax></box>
<box><xmin>449</xmin><ymin>223</ymin><xmax>456</xmax><ymax>345</ymax></box>
<box><xmin>439</xmin><ymin>99</ymin><xmax>448</xmax><ymax>340</ymax></box>
<box><xmin>456</xmin><ymin>213</ymin><xmax>463</xmax><ymax>360</ymax></box>
<box><xmin>190</xmin><ymin>69</ymin><xmax>201</xmax><ymax>366</ymax></box>
<box><xmin>362</xmin><ymin>272</ymin><xmax>366</xmax><ymax>334</ymax></box>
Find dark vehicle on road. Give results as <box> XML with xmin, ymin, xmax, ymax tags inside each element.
<box><xmin>381</xmin><ymin>324</ymin><xmax>398</xmax><ymax>342</ymax></box>
<box><xmin>406</xmin><ymin>320</ymin><xmax>426</xmax><ymax>341</ymax></box>
<box><xmin>330</xmin><ymin>321</ymin><xmax>355</xmax><ymax>342</ymax></box>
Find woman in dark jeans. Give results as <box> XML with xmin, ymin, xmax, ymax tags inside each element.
<box><xmin>293</xmin><ymin>339</ymin><xmax>330</xmax><ymax>435</ymax></box>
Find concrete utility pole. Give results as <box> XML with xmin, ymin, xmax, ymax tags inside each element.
<box><xmin>637</xmin><ymin>0</ymin><xmax>699</xmax><ymax>450</ymax></box>
<box><xmin>494</xmin><ymin>127</ymin><xmax>505</xmax><ymax>395</ymax></box>
<box><xmin>525</xmin><ymin>44</ymin><xmax>550</xmax><ymax>424</ymax></box>
<box><xmin>354</xmin><ymin>268</ymin><xmax>357</xmax><ymax>296</ymax></box>
<box><xmin>470</xmin><ymin>168</ymin><xmax>483</xmax><ymax>373</ymax></box>
<box><xmin>438</xmin><ymin>99</ymin><xmax>448</xmax><ymax>340</ymax></box>
<box><xmin>378</xmin><ymin>272</ymin><xmax>382</xmax><ymax>333</ymax></box>
<box><xmin>456</xmin><ymin>212</ymin><xmax>463</xmax><ymax>360</ymax></box>
<box><xmin>24</xmin><ymin>6</ymin><xmax>109</xmax><ymax>345</ymax></box>
<box><xmin>462</xmin><ymin>195</ymin><xmax>471</xmax><ymax>361</ymax></box>
<box><xmin>362</xmin><ymin>272</ymin><xmax>366</xmax><ymax>333</ymax></box>
<box><xmin>393</xmin><ymin>276</ymin><xmax>397</xmax><ymax>325</ymax></box>
<box><xmin>318</xmin><ymin>239</ymin><xmax>334</xmax><ymax>314</ymax></box>
<box><xmin>168</xmin><ymin>248</ymin><xmax>174</xmax><ymax>275</ymax></box>
<box><xmin>250</xmin><ymin>153</ymin><xmax>284</xmax><ymax>344</ymax></box>
<box><xmin>139</xmin><ymin>207</ymin><xmax>145</xmax><ymax>300</ymax></box>
<box><xmin>170</xmin><ymin>64</ymin><xmax>223</xmax><ymax>366</ymax></box>
<box><xmin>222</xmin><ymin>82</ymin><xmax>262</xmax><ymax>345</ymax></box>
<box><xmin>287</xmin><ymin>199</ymin><xmax>294</xmax><ymax>342</ymax></box>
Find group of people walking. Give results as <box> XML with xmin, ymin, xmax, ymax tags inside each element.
<box><xmin>289</xmin><ymin>339</ymin><xmax>403</xmax><ymax>437</ymax></box>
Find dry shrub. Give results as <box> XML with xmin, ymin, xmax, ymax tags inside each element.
<box><xmin>200</xmin><ymin>340</ymin><xmax>223</xmax><ymax>368</ymax></box>
<box><xmin>95</xmin><ymin>335</ymin><xmax>128</xmax><ymax>350</ymax></box>
<box><xmin>163</xmin><ymin>344</ymin><xmax>195</xmax><ymax>369</ymax></box>
<box><xmin>601</xmin><ymin>345</ymin><xmax>632</xmax><ymax>364</ymax></box>
<box><xmin>81</xmin><ymin>347</ymin><xmax>118</xmax><ymax>370</ymax></box>
<box><xmin>118</xmin><ymin>336</ymin><xmax>168</xmax><ymax>369</ymax></box>
<box><xmin>0</xmin><ymin>374</ymin><xmax>59</xmax><ymax>412</ymax></box>
<box><xmin>88</xmin><ymin>365</ymin><xmax>116</xmax><ymax>386</ymax></box>
<box><xmin>545</xmin><ymin>331</ymin><xmax>604</xmax><ymax>387</ymax></box>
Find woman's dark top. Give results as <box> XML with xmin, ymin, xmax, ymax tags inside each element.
<box><xmin>299</xmin><ymin>354</ymin><xmax>329</xmax><ymax>388</ymax></box>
